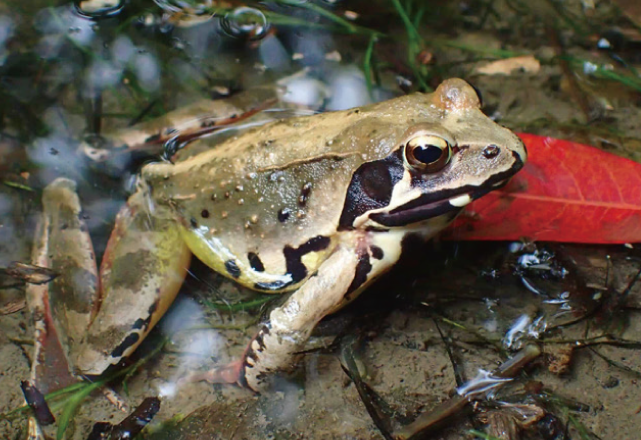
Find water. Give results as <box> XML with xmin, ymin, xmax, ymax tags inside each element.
<box><xmin>1</xmin><ymin>1</ymin><xmax>641</xmax><ymax>439</ymax></box>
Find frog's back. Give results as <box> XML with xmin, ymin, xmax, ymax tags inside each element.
<box><xmin>140</xmin><ymin>93</ymin><xmax>435</xmax><ymax>291</ymax></box>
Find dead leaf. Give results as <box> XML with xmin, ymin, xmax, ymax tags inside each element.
<box><xmin>4</xmin><ymin>262</ymin><xmax>58</xmax><ymax>285</ymax></box>
<box><xmin>0</xmin><ymin>297</ymin><xmax>26</xmax><ymax>315</ymax></box>
<box><xmin>475</xmin><ymin>55</ymin><xmax>540</xmax><ymax>75</ymax></box>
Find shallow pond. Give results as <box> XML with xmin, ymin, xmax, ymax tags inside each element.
<box><xmin>1</xmin><ymin>1</ymin><xmax>641</xmax><ymax>439</ymax></box>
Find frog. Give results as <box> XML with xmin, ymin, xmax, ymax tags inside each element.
<box><xmin>27</xmin><ymin>78</ymin><xmax>526</xmax><ymax>393</ymax></box>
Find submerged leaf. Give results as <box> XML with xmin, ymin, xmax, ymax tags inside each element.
<box><xmin>3</xmin><ymin>262</ymin><xmax>58</xmax><ymax>285</ymax></box>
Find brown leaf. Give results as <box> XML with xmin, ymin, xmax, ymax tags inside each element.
<box><xmin>5</xmin><ymin>262</ymin><xmax>58</xmax><ymax>285</ymax></box>
<box><xmin>0</xmin><ymin>297</ymin><xmax>26</xmax><ymax>315</ymax></box>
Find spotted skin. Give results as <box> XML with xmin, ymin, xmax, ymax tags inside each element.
<box><xmin>32</xmin><ymin>79</ymin><xmax>526</xmax><ymax>392</ymax></box>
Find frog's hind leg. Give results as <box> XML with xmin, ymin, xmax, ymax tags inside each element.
<box><xmin>72</xmin><ymin>187</ymin><xmax>191</xmax><ymax>375</ymax></box>
<box><xmin>28</xmin><ymin>178</ymin><xmax>191</xmax><ymax>390</ymax></box>
<box><xmin>27</xmin><ymin>178</ymin><xmax>100</xmax><ymax>392</ymax></box>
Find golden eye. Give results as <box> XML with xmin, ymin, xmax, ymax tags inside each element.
<box><xmin>404</xmin><ymin>135</ymin><xmax>452</xmax><ymax>172</ymax></box>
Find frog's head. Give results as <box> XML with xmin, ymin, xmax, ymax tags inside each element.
<box><xmin>339</xmin><ymin>78</ymin><xmax>526</xmax><ymax>231</ymax></box>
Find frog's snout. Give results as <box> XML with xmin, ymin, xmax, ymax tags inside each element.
<box><xmin>510</xmin><ymin>138</ymin><xmax>527</xmax><ymax>171</ymax></box>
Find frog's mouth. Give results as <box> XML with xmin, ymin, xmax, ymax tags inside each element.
<box><xmin>369</xmin><ymin>177</ymin><xmax>511</xmax><ymax>227</ymax></box>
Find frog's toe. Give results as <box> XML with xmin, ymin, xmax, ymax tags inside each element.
<box><xmin>204</xmin><ymin>361</ymin><xmax>245</xmax><ymax>384</ymax></box>
<box><xmin>181</xmin><ymin>360</ymin><xmax>245</xmax><ymax>387</ymax></box>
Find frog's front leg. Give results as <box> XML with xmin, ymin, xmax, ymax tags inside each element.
<box><xmin>203</xmin><ymin>232</ymin><xmax>402</xmax><ymax>392</ymax></box>
<box><xmin>28</xmin><ymin>178</ymin><xmax>191</xmax><ymax>390</ymax></box>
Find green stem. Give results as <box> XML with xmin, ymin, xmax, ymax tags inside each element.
<box><xmin>363</xmin><ymin>34</ymin><xmax>377</xmax><ymax>99</ymax></box>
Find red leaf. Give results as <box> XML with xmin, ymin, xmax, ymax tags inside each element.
<box><xmin>444</xmin><ymin>133</ymin><xmax>641</xmax><ymax>243</ymax></box>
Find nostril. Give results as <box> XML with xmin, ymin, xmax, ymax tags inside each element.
<box><xmin>482</xmin><ymin>144</ymin><xmax>500</xmax><ymax>158</ymax></box>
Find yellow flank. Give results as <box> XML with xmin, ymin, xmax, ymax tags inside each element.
<box><xmin>300</xmin><ymin>251</ymin><xmax>322</xmax><ymax>275</ymax></box>
<box><xmin>179</xmin><ymin>225</ymin><xmax>298</xmax><ymax>293</ymax></box>
<box><xmin>179</xmin><ymin>225</ymin><xmax>241</xmax><ymax>281</ymax></box>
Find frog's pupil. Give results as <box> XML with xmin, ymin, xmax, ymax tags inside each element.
<box><xmin>414</xmin><ymin>145</ymin><xmax>443</xmax><ymax>164</ymax></box>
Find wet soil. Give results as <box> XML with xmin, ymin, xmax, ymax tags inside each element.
<box><xmin>2</xmin><ymin>242</ymin><xmax>641</xmax><ymax>439</ymax></box>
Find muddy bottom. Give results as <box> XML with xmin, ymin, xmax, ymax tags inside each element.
<box><xmin>2</xmin><ymin>241</ymin><xmax>640</xmax><ymax>439</ymax></box>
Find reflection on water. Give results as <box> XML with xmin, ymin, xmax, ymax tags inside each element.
<box><xmin>34</xmin><ymin>6</ymin><xmax>95</xmax><ymax>57</ymax></box>
<box><xmin>3</xmin><ymin>0</ymin><xmax>380</xmax><ymax>192</ymax></box>
<box><xmin>0</xmin><ymin>15</ymin><xmax>14</xmax><ymax>65</ymax></box>
<box><xmin>157</xmin><ymin>295</ymin><xmax>225</xmax><ymax>399</ymax></box>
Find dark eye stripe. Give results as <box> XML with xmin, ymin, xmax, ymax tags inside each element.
<box><xmin>338</xmin><ymin>149</ymin><xmax>405</xmax><ymax>230</ymax></box>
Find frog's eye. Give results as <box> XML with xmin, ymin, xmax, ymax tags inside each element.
<box><xmin>403</xmin><ymin>135</ymin><xmax>452</xmax><ymax>173</ymax></box>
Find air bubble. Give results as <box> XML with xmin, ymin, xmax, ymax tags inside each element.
<box><xmin>74</xmin><ymin>0</ymin><xmax>125</xmax><ymax>19</ymax></box>
<box><xmin>278</xmin><ymin>0</ymin><xmax>308</xmax><ymax>6</ymax></box>
<box><xmin>154</xmin><ymin>0</ymin><xmax>215</xmax><ymax>27</ymax></box>
<box><xmin>220</xmin><ymin>7</ymin><xmax>269</xmax><ymax>40</ymax></box>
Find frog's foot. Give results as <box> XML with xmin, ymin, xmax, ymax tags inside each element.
<box><xmin>181</xmin><ymin>360</ymin><xmax>245</xmax><ymax>386</ymax></box>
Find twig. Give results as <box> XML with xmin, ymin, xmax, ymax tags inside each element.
<box><xmin>393</xmin><ymin>344</ymin><xmax>541</xmax><ymax>439</ymax></box>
